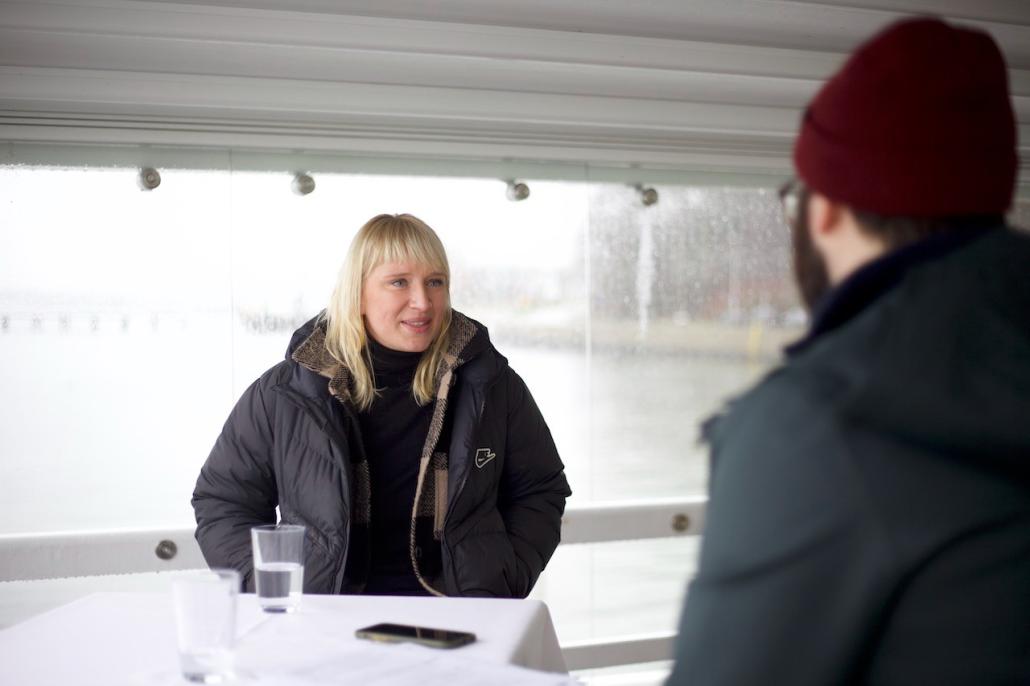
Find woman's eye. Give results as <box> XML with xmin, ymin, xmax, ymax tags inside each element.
<box><xmin>428</xmin><ymin>278</ymin><xmax>446</xmax><ymax>288</ymax></box>
<box><xmin>390</xmin><ymin>279</ymin><xmax>407</xmax><ymax>287</ymax></box>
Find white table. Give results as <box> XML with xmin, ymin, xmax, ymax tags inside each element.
<box><xmin>0</xmin><ymin>592</ymin><xmax>570</xmax><ymax>685</ymax></box>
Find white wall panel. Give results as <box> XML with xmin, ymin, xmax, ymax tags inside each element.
<box><xmin>0</xmin><ymin>0</ymin><xmax>1027</xmax><ymax>187</ymax></box>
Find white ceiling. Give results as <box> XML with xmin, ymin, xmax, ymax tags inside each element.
<box><xmin>137</xmin><ymin>0</ymin><xmax>1030</xmax><ymax>62</ymax></box>
<box><xmin>0</xmin><ymin>0</ymin><xmax>1027</xmax><ymax>189</ymax></box>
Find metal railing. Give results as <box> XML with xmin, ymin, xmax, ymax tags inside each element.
<box><xmin>0</xmin><ymin>498</ymin><xmax>706</xmax><ymax>671</ymax></box>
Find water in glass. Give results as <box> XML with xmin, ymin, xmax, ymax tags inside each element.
<box><xmin>255</xmin><ymin>561</ymin><xmax>303</xmax><ymax>613</ymax></box>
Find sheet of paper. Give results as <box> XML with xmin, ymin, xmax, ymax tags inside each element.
<box><xmin>254</xmin><ymin>641</ymin><xmax>580</xmax><ymax>686</ymax></box>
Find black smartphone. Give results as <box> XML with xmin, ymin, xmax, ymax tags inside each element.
<box><xmin>355</xmin><ymin>622</ymin><xmax>477</xmax><ymax>649</ymax></box>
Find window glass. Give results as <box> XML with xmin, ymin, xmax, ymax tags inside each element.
<box><xmin>0</xmin><ymin>157</ymin><xmax>801</xmax><ymax>643</ymax></box>
<box><xmin>532</xmin><ymin>537</ymin><xmax>701</xmax><ymax>642</ymax></box>
<box><xmin>0</xmin><ymin>165</ymin><xmax>233</xmax><ymax>534</ymax></box>
<box><xmin>585</xmin><ymin>184</ymin><xmax>802</xmax><ymax>499</ymax></box>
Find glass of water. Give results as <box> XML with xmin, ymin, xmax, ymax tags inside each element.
<box><xmin>172</xmin><ymin>568</ymin><xmax>240</xmax><ymax>684</ymax></box>
<box><xmin>251</xmin><ymin>524</ymin><xmax>305</xmax><ymax>613</ymax></box>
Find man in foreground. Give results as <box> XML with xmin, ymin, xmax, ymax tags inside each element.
<box><xmin>668</xmin><ymin>17</ymin><xmax>1029</xmax><ymax>685</ymax></box>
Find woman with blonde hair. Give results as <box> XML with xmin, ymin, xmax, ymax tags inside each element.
<box><xmin>193</xmin><ymin>213</ymin><xmax>571</xmax><ymax>597</ymax></box>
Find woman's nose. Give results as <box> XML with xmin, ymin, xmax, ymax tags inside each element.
<box><xmin>409</xmin><ymin>284</ymin><xmax>429</xmax><ymax>309</ymax></box>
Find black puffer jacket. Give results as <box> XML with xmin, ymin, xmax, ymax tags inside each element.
<box><xmin>192</xmin><ymin>311</ymin><xmax>571</xmax><ymax>597</ymax></box>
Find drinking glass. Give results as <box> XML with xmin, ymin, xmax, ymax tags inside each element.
<box><xmin>251</xmin><ymin>524</ymin><xmax>305</xmax><ymax>613</ymax></box>
<box><xmin>172</xmin><ymin>569</ymin><xmax>240</xmax><ymax>684</ymax></box>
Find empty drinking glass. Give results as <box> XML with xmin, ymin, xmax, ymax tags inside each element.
<box><xmin>251</xmin><ymin>524</ymin><xmax>305</xmax><ymax>613</ymax></box>
<box><xmin>172</xmin><ymin>568</ymin><xmax>240</xmax><ymax>684</ymax></box>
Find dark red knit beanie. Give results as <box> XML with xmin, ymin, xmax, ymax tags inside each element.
<box><xmin>794</xmin><ymin>17</ymin><xmax>1017</xmax><ymax>216</ymax></box>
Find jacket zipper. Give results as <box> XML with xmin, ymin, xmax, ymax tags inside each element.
<box><xmin>443</xmin><ymin>372</ymin><xmax>503</xmax><ymax>549</ymax></box>
<box><xmin>448</xmin><ymin>400</ymin><xmax>485</xmax><ymax>518</ymax></box>
<box><xmin>448</xmin><ymin>373</ymin><xmax>503</xmax><ymax>517</ymax></box>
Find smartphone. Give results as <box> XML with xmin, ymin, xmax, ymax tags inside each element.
<box><xmin>355</xmin><ymin>622</ymin><xmax>477</xmax><ymax>649</ymax></box>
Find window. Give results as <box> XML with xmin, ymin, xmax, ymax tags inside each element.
<box><xmin>0</xmin><ymin>149</ymin><xmax>801</xmax><ymax>642</ymax></box>
<box><xmin>0</xmin><ymin>164</ymin><xmax>233</xmax><ymax>532</ymax></box>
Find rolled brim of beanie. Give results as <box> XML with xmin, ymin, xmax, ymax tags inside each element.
<box><xmin>795</xmin><ymin>109</ymin><xmax>1017</xmax><ymax>217</ymax></box>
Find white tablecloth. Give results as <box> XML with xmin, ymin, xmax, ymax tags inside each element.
<box><xmin>0</xmin><ymin>591</ymin><xmax>570</xmax><ymax>685</ymax></box>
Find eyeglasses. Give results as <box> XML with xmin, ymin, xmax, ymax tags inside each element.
<box><xmin>778</xmin><ymin>178</ymin><xmax>805</xmax><ymax>228</ymax></box>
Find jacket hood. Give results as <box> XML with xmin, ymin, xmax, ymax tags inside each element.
<box><xmin>286</xmin><ymin>310</ymin><xmax>499</xmax><ymax>400</ymax></box>
<box><xmin>802</xmin><ymin>228</ymin><xmax>1030</xmax><ymax>480</ymax></box>
<box><xmin>286</xmin><ymin>314</ymin><xmax>322</xmax><ymax>360</ymax></box>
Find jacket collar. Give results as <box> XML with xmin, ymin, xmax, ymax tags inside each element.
<box><xmin>786</xmin><ymin>227</ymin><xmax>997</xmax><ymax>357</ymax></box>
<box><xmin>290</xmin><ymin>311</ymin><xmax>480</xmax><ymax>402</ymax></box>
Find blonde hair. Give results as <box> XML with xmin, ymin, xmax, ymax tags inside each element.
<box><xmin>324</xmin><ymin>213</ymin><xmax>452</xmax><ymax>410</ymax></box>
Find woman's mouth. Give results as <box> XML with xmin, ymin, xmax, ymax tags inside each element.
<box><xmin>402</xmin><ymin>319</ymin><xmax>431</xmax><ymax>334</ymax></box>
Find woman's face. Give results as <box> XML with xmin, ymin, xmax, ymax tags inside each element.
<box><xmin>361</xmin><ymin>260</ymin><xmax>449</xmax><ymax>352</ymax></box>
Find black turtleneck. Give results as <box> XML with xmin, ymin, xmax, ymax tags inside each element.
<box><xmin>358</xmin><ymin>338</ymin><xmax>433</xmax><ymax>596</ymax></box>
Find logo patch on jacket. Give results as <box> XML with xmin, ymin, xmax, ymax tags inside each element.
<box><xmin>474</xmin><ymin>448</ymin><xmax>496</xmax><ymax>468</ymax></box>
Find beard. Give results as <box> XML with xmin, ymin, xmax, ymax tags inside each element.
<box><xmin>790</xmin><ymin>188</ymin><xmax>831</xmax><ymax>313</ymax></box>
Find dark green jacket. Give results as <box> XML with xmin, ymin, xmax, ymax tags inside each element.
<box><xmin>669</xmin><ymin>227</ymin><xmax>1030</xmax><ymax>685</ymax></box>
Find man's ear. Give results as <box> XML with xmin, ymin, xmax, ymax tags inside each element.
<box><xmin>806</xmin><ymin>192</ymin><xmax>887</xmax><ymax>284</ymax></box>
<box><xmin>807</xmin><ymin>189</ymin><xmax>840</xmax><ymax>234</ymax></box>
<box><xmin>807</xmin><ymin>191</ymin><xmax>843</xmax><ymax>238</ymax></box>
